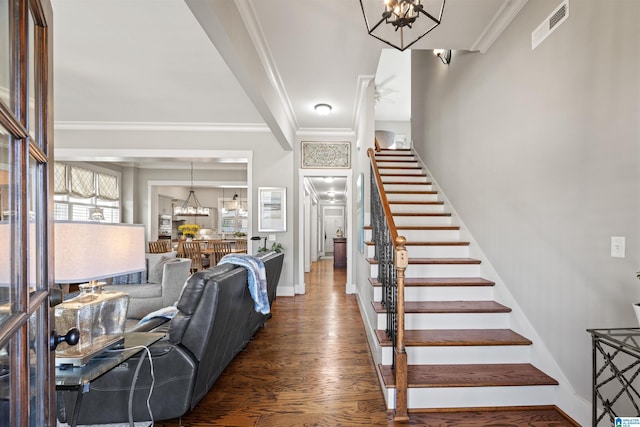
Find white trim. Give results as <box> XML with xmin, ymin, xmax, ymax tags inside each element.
<box><xmin>55</xmin><ymin>148</ymin><xmax>253</xmax><ymax>163</ymax></box>
<box><xmin>353</xmin><ymin>75</ymin><xmax>375</xmax><ymax>132</ymax></box>
<box><xmin>54</xmin><ymin>121</ymin><xmax>270</xmax><ymax>133</ymax></box>
<box><xmin>470</xmin><ymin>0</ymin><xmax>528</xmax><ymax>53</ymax></box>
<box><xmin>296</xmin><ymin>128</ymin><xmax>356</xmax><ymax>139</ymax></box>
<box><xmin>235</xmin><ymin>0</ymin><xmax>299</xmax><ymax>132</ymax></box>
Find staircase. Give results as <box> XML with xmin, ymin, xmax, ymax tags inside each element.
<box><xmin>365</xmin><ymin>148</ymin><xmax>564</xmax><ymax>415</ymax></box>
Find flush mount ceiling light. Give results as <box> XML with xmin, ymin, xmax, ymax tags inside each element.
<box><xmin>360</xmin><ymin>0</ymin><xmax>445</xmax><ymax>51</ymax></box>
<box><xmin>314</xmin><ymin>103</ymin><xmax>332</xmax><ymax>116</ymax></box>
<box><xmin>433</xmin><ymin>48</ymin><xmax>451</xmax><ymax>64</ymax></box>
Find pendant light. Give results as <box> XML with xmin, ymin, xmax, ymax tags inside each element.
<box><xmin>173</xmin><ymin>163</ymin><xmax>209</xmax><ymax>217</ymax></box>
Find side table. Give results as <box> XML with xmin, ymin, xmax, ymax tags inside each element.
<box><xmin>56</xmin><ymin>331</ymin><xmax>164</xmax><ymax>427</ymax></box>
<box><xmin>587</xmin><ymin>328</ymin><xmax>640</xmax><ymax>426</ymax></box>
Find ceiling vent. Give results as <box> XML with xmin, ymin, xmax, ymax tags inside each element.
<box><xmin>531</xmin><ymin>0</ymin><xmax>569</xmax><ymax>50</ymax></box>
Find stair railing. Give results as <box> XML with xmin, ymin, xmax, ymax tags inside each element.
<box><xmin>367</xmin><ymin>147</ymin><xmax>409</xmax><ymax>421</ymax></box>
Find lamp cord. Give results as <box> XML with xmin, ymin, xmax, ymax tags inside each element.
<box><xmin>121</xmin><ymin>345</ymin><xmax>155</xmax><ymax>427</ymax></box>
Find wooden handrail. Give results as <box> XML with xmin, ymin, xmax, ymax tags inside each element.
<box><xmin>374</xmin><ymin>137</ymin><xmax>381</xmax><ymax>152</ymax></box>
<box><xmin>367</xmin><ymin>147</ymin><xmax>409</xmax><ymax>421</ymax></box>
<box><xmin>367</xmin><ymin>148</ymin><xmax>399</xmax><ymax>243</ymax></box>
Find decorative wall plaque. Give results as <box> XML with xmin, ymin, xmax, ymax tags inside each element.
<box><xmin>301</xmin><ymin>141</ymin><xmax>350</xmax><ymax>168</ymax></box>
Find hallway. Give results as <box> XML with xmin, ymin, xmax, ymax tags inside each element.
<box><xmin>155</xmin><ymin>258</ymin><xmax>575</xmax><ymax>426</ymax></box>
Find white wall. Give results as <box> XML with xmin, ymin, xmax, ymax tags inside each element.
<box><xmin>411</xmin><ymin>0</ymin><xmax>639</xmax><ymax>405</ymax></box>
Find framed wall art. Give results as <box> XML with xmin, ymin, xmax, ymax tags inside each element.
<box><xmin>301</xmin><ymin>141</ymin><xmax>350</xmax><ymax>168</ymax></box>
<box><xmin>258</xmin><ymin>187</ymin><xmax>286</xmax><ymax>232</ymax></box>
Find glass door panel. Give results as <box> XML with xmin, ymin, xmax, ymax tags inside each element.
<box><xmin>27</xmin><ymin>11</ymin><xmax>36</xmax><ymax>141</ymax></box>
<box><xmin>0</xmin><ymin>126</ymin><xmax>13</xmax><ymax>326</ymax></box>
<box><xmin>28</xmin><ymin>155</ymin><xmax>41</xmax><ymax>291</ymax></box>
<box><xmin>0</xmin><ymin>0</ymin><xmax>11</xmax><ymax>111</ymax></box>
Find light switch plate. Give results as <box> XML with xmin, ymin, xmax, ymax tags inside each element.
<box><xmin>611</xmin><ymin>236</ymin><xmax>625</xmax><ymax>258</ymax></box>
<box><xmin>269</xmin><ymin>234</ymin><xmax>276</xmax><ymax>241</ymax></box>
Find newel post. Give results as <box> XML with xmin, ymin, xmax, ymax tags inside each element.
<box><xmin>394</xmin><ymin>236</ymin><xmax>409</xmax><ymax>421</ymax></box>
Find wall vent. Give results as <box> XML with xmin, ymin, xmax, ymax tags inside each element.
<box><xmin>531</xmin><ymin>0</ymin><xmax>569</xmax><ymax>50</ymax></box>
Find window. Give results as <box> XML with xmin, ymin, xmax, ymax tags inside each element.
<box><xmin>53</xmin><ymin>163</ymin><xmax>120</xmax><ymax>223</ymax></box>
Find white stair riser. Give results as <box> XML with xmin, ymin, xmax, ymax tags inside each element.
<box><xmin>384</xmin><ymin>183</ymin><xmax>433</xmax><ymax>192</ymax></box>
<box><xmin>380</xmin><ymin>345</ymin><xmax>531</xmax><ymax>365</ymax></box>
<box><xmin>368</xmin><ymin>244</ymin><xmax>469</xmax><ymax>258</ymax></box>
<box><xmin>393</xmin><ymin>216</ymin><xmax>452</xmax><ymax>226</ymax></box>
<box><xmin>373</xmin><ymin>285</ymin><xmax>494</xmax><ymax>302</ymax></box>
<box><xmin>386</xmin><ymin>193</ymin><xmax>440</xmax><ymax>202</ymax></box>
<box><xmin>399</xmin><ymin>229</ymin><xmax>461</xmax><ymax>240</ymax></box>
<box><xmin>390</xmin><ymin>204</ymin><xmax>445</xmax><ymax>214</ymax></box>
<box><xmin>364</xmin><ymin>228</ymin><xmax>463</xmax><ymax>242</ymax></box>
<box><xmin>382</xmin><ymin>385</ymin><xmax>557</xmax><ymax>410</ymax></box>
<box><xmin>379</xmin><ymin>168</ymin><xmax>424</xmax><ymax>175</ymax></box>
<box><xmin>382</xmin><ymin>175</ymin><xmax>429</xmax><ymax>183</ymax></box>
<box><xmin>376</xmin><ymin>312</ymin><xmax>510</xmax><ymax>330</ymax></box>
<box><xmin>370</xmin><ymin>263</ymin><xmax>481</xmax><ymax>278</ymax></box>
<box><xmin>370</xmin><ymin>264</ymin><xmax>481</xmax><ymax>278</ymax></box>
<box><xmin>375</xmin><ymin>161</ymin><xmax>419</xmax><ymax>168</ymax></box>
<box><xmin>375</xmin><ymin>155</ymin><xmax>416</xmax><ymax>162</ymax></box>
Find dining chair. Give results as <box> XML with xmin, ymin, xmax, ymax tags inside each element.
<box><xmin>234</xmin><ymin>239</ymin><xmax>247</xmax><ymax>254</ymax></box>
<box><xmin>182</xmin><ymin>241</ymin><xmax>210</xmax><ymax>272</ymax></box>
<box><xmin>149</xmin><ymin>240</ymin><xmax>171</xmax><ymax>253</ymax></box>
<box><xmin>210</xmin><ymin>241</ymin><xmax>233</xmax><ymax>265</ymax></box>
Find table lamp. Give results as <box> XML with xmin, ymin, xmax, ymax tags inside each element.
<box><xmin>53</xmin><ymin>222</ymin><xmax>145</xmax><ymax>366</ymax></box>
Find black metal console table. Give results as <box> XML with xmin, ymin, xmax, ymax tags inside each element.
<box><xmin>588</xmin><ymin>328</ymin><xmax>640</xmax><ymax>426</ymax></box>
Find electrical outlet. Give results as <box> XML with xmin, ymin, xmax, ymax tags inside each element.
<box><xmin>611</xmin><ymin>236</ymin><xmax>625</xmax><ymax>258</ymax></box>
<box><xmin>269</xmin><ymin>234</ymin><xmax>276</xmax><ymax>241</ymax></box>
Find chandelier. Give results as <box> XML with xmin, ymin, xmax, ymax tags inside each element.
<box><xmin>359</xmin><ymin>0</ymin><xmax>445</xmax><ymax>51</ymax></box>
<box><xmin>173</xmin><ymin>163</ymin><xmax>210</xmax><ymax>217</ymax></box>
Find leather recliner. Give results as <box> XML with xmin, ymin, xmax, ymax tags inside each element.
<box><xmin>56</xmin><ymin>252</ymin><xmax>284</xmax><ymax>424</ymax></box>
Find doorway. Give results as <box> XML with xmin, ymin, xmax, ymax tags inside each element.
<box><xmin>298</xmin><ymin>171</ymin><xmax>352</xmax><ymax>295</ymax></box>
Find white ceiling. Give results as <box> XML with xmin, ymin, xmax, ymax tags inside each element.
<box><xmin>51</xmin><ymin>0</ymin><xmax>526</xmax><ymax>166</ymax></box>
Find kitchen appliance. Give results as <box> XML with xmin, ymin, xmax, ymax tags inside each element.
<box><xmin>159</xmin><ymin>214</ymin><xmax>172</xmax><ymax>238</ymax></box>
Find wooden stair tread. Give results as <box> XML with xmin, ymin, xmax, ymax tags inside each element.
<box><xmin>380</xmin><ymin>174</ymin><xmax>428</xmax><ymax>178</ymax></box>
<box><xmin>406</xmin><ymin>407</ymin><xmax>577</xmax><ymax>426</ymax></box>
<box><xmin>368</xmin><ymin>277</ymin><xmax>494</xmax><ymax>287</ymax></box>
<box><xmin>386</xmin><ymin>190</ymin><xmax>438</xmax><ymax>194</ymax></box>
<box><xmin>382</xmin><ymin>180</ymin><xmax>432</xmax><ymax>185</ymax></box>
<box><xmin>390</xmin><ymin>200</ymin><xmax>443</xmax><ymax>205</ymax></box>
<box><xmin>372</xmin><ymin>300</ymin><xmax>511</xmax><ymax>314</ymax></box>
<box><xmin>377</xmin><ymin>166</ymin><xmax>422</xmax><ymax>170</ymax></box>
<box><xmin>379</xmin><ymin>363</ymin><xmax>558</xmax><ymax>388</ymax></box>
<box><xmin>368</xmin><ymin>257</ymin><xmax>480</xmax><ymax>265</ymax></box>
<box><xmin>406</xmin><ymin>241</ymin><xmax>470</xmax><ymax>246</ymax></box>
<box><xmin>393</xmin><ymin>212</ymin><xmax>451</xmax><ymax>217</ymax></box>
<box><xmin>364</xmin><ymin>225</ymin><xmax>462</xmax><ymax>230</ymax></box>
<box><xmin>375</xmin><ymin>329</ymin><xmax>532</xmax><ymax>347</ymax></box>
<box><xmin>365</xmin><ymin>240</ymin><xmax>469</xmax><ymax>246</ymax></box>
<box><xmin>375</xmin><ymin>151</ymin><xmax>413</xmax><ymax>156</ymax></box>
<box><xmin>376</xmin><ymin>159</ymin><xmax>418</xmax><ymax>163</ymax></box>
<box><xmin>397</xmin><ymin>225</ymin><xmax>460</xmax><ymax>230</ymax></box>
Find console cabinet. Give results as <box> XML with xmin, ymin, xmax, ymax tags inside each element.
<box><xmin>333</xmin><ymin>238</ymin><xmax>346</xmax><ymax>268</ymax></box>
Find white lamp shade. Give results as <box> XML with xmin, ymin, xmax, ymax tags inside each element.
<box><xmin>54</xmin><ymin>222</ymin><xmax>146</xmax><ymax>283</ymax></box>
<box><xmin>0</xmin><ymin>222</ymin><xmax>37</xmax><ymax>286</ymax></box>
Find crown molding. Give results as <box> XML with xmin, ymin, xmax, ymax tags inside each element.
<box><xmin>236</xmin><ymin>0</ymin><xmax>299</xmax><ymax>132</ymax></box>
<box><xmin>54</xmin><ymin>121</ymin><xmax>270</xmax><ymax>132</ymax></box>
<box><xmin>471</xmin><ymin>0</ymin><xmax>528</xmax><ymax>53</ymax></box>
<box><xmin>296</xmin><ymin>128</ymin><xmax>356</xmax><ymax>140</ymax></box>
<box><xmin>353</xmin><ymin>74</ymin><xmax>375</xmax><ymax>131</ymax></box>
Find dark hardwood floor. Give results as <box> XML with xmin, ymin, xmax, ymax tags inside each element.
<box><xmin>155</xmin><ymin>258</ymin><xmax>577</xmax><ymax>427</ymax></box>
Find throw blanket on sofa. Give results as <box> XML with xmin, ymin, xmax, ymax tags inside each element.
<box><xmin>218</xmin><ymin>254</ymin><xmax>269</xmax><ymax>315</ymax></box>
<box><xmin>136</xmin><ymin>305</ymin><xmax>178</xmax><ymax>327</ymax></box>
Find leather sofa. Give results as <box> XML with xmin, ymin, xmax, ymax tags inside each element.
<box><xmin>56</xmin><ymin>252</ymin><xmax>284</xmax><ymax>424</ymax></box>
<box><xmin>104</xmin><ymin>252</ymin><xmax>192</xmax><ymax>319</ymax></box>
